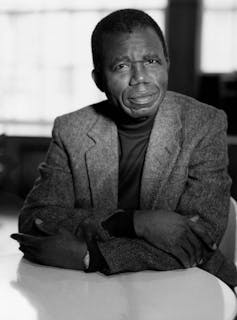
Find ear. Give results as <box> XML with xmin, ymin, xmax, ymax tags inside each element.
<box><xmin>92</xmin><ymin>69</ymin><xmax>105</xmax><ymax>92</ymax></box>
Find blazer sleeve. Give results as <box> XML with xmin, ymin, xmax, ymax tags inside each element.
<box><xmin>18</xmin><ymin>118</ymin><xmax>108</xmax><ymax>240</ymax></box>
<box><xmin>176</xmin><ymin>109</ymin><xmax>231</xmax><ymax>245</ymax></box>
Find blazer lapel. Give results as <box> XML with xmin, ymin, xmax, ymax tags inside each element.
<box><xmin>140</xmin><ymin>95</ymin><xmax>182</xmax><ymax>209</ymax></box>
<box><xmin>85</xmin><ymin>114</ymin><xmax>119</xmax><ymax>212</ymax></box>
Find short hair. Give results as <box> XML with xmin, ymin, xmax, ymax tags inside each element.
<box><xmin>91</xmin><ymin>8</ymin><xmax>169</xmax><ymax>72</ymax></box>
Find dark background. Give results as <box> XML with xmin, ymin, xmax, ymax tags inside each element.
<box><xmin>0</xmin><ymin>0</ymin><xmax>237</xmax><ymax>207</ymax></box>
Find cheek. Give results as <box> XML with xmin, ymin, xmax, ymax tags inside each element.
<box><xmin>106</xmin><ymin>76</ymin><xmax>128</xmax><ymax>98</ymax></box>
<box><xmin>151</xmin><ymin>68</ymin><xmax>168</xmax><ymax>86</ymax></box>
<box><xmin>157</xmin><ymin>71</ymin><xmax>168</xmax><ymax>87</ymax></box>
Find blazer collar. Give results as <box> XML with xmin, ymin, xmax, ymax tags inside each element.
<box><xmin>85</xmin><ymin>94</ymin><xmax>182</xmax><ymax>211</ymax></box>
<box><xmin>85</xmin><ymin>109</ymin><xmax>119</xmax><ymax>212</ymax></box>
<box><xmin>140</xmin><ymin>93</ymin><xmax>183</xmax><ymax>208</ymax></box>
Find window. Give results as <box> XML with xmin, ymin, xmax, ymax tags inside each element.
<box><xmin>201</xmin><ymin>0</ymin><xmax>237</xmax><ymax>73</ymax></box>
<box><xmin>0</xmin><ymin>0</ymin><xmax>167</xmax><ymax>136</ymax></box>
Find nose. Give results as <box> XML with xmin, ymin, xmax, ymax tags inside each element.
<box><xmin>129</xmin><ymin>61</ymin><xmax>148</xmax><ymax>86</ymax></box>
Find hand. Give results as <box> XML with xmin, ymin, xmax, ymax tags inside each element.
<box><xmin>11</xmin><ymin>223</ymin><xmax>87</xmax><ymax>270</ymax></box>
<box><xmin>79</xmin><ymin>216</ymin><xmax>105</xmax><ymax>243</ymax></box>
<box><xmin>187</xmin><ymin>216</ymin><xmax>217</xmax><ymax>253</ymax></box>
<box><xmin>134</xmin><ymin>210</ymin><xmax>215</xmax><ymax>268</ymax></box>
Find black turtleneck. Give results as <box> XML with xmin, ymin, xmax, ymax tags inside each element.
<box><xmin>101</xmin><ymin>110</ymin><xmax>156</xmax><ymax>240</ymax></box>
<box><xmin>117</xmin><ymin>113</ymin><xmax>155</xmax><ymax>210</ymax></box>
<box><xmin>88</xmin><ymin>106</ymin><xmax>156</xmax><ymax>272</ymax></box>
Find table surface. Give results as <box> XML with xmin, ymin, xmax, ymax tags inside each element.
<box><xmin>0</xmin><ymin>209</ymin><xmax>237</xmax><ymax>320</ymax></box>
<box><xmin>0</xmin><ymin>253</ymin><xmax>236</xmax><ymax>320</ymax></box>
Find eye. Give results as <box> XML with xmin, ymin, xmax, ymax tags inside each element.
<box><xmin>145</xmin><ymin>58</ymin><xmax>161</xmax><ymax>65</ymax></box>
<box><xmin>114</xmin><ymin>63</ymin><xmax>129</xmax><ymax>72</ymax></box>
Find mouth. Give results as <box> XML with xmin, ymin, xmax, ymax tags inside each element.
<box><xmin>128</xmin><ymin>92</ymin><xmax>158</xmax><ymax>106</ymax></box>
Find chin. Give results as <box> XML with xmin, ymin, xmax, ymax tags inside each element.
<box><xmin>125</xmin><ymin>105</ymin><xmax>158</xmax><ymax>119</ymax></box>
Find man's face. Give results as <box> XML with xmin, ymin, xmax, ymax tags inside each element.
<box><xmin>97</xmin><ymin>27</ymin><xmax>169</xmax><ymax>118</ymax></box>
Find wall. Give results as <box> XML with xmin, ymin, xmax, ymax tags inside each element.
<box><xmin>167</xmin><ymin>0</ymin><xmax>201</xmax><ymax>98</ymax></box>
<box><xmin>0</xmin><ymin>136</ymin><xmax>50</xmax><ymax>205</ymax></box>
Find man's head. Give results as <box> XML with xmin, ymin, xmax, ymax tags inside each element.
<box><xmin>91</xmin><ymin>9</ymin><xmax>169</xmax><ymax>118</ymax></box>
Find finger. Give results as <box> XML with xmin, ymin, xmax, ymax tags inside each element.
<box><xmin>34</xmin><ymin>219</ymin><xmax>55</xmax><ymax>236</ymax></box>
<box><xmin>170</xmin><ymin>247</ymin><xmax>191</xmax><ymax>269</ymax></box>
<box><xmin>187</xmin><ymin>230</ymin><xmax>215</xmax><ymax>265</ymax></box>
<box><xmin>178</xmin><ymin>250</ymin><xmax>191</xmax><ymax>268</ymax></box>
<box><xmin>187</xmin><ymin>221</ymin><xmax>216</xmax><ymax>250</ymax></box>
<box><xmin>180</xmin><ymin>239</ymin><xmax>196</xmax><ymax>267</ymax></box>
<box><xmin>189</xmin><ymin>215</ymin><xmax>199</xmax><ymax>223</ymax></box>
<box><xmin>186</xmin><ymin>232</ymin><xmax>203</xmax><ymax>265</ymax></box>
<box><xmin>10</xmin><ymin>233</ymin><xmax>42</xmax><ymax>247</ymax></box>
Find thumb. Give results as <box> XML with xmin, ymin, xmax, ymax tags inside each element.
<box><xmin>34</xmin><ymin>218</ymin><xmax>54</xmax><ymax>236</ymax></box>
<box><xmin>35</xmin><ymin>218</ymin><xmax>43</xmax><ymax>225</ymax></box>
<box><xmin>189</xmin><ymin>215</ymin><xmax>199</xmax><ymax>223</ymax></box>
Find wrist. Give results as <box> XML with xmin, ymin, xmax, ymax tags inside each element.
<box><xmin>85</xmin><ymin>241</ymin><xmax>109</xmax><ymax>273</ymax></box>
<box><xmin>74</xmin><ymin>239</ymin><xmax>88</xmax><ymax>270</ymax></box>
<box><xmin>133</xmin><ymin>210</ymin><xmax>144</xmax><ymax>237</ymax></box>
<box><xmin>82</xmin><ymin>250</ymin><xmax>90</xmax><ymax>270</ymax></box>
<box><xmin>102</xmin><ymin>209</ymin><xmax>136</xmax><ymax>238</ymax></box>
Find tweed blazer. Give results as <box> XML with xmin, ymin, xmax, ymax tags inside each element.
<box><xmin>19</xmin><ymin>91</ymin><xmax>237</xmax><ymax>286</ymax></box>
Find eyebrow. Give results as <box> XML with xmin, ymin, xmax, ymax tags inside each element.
<box><xmin>111</xmin><ymin>53</ymin><xmax>162</xmax><ymax>65</ymax></box>
<box><xmin>110</xmin><ymin>56</ymin><xmax>130</xmax><ymax>66</ymax></box>
<box><xmin>143</xmin><ymin>54</ymin><xmax>162</xmax><ymax>60</ymax></box>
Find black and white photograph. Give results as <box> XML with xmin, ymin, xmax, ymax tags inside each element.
<box><xmin>0</xmin><ymin>0</ymin><xmax>237</xmax><ymax>319</ymax></box>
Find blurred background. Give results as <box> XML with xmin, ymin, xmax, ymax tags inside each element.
<box><xmin>0</xmin><ymin>0</ymin><xmax>237</xmax><ymax>208</ymax></box>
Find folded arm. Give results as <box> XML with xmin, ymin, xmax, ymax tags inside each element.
<box><xmin>18</xmin><ymin>120</ymin><xmax>109</xmax><ymax>241</ymax></box>
<box><xmin>17</xmin><ymin>119</ymin><xmax>184</xmax><ymax>272</ymax></box>
<box><xmin>17</xmin><ymin>110</ymin><xmax>232</xmax><ymax>277</ymax></box>
<box><xmin>97</xmin><ymin>110</ymin><xmax>232</xmax><ymax>273</ymax></box>
<box><xmin>176</xmin><ymin>110</ymin><xmax>231</xmax><ymax>246</ymax></box>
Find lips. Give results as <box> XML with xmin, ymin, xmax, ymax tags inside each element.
<box><xmin>128</xmin><ymin>92</ymin><xmax>158</xmax><ymax>106</ymax></box>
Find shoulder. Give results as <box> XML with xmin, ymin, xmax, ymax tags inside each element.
<box><xmin>55</xmin><ymin>100</ymin><xmax>107</xmax><ymax>127</ymax></box>
<box><xmin>52</xmin><ymin>100</ymin><xmax>110</xmax><ymax>136</ymax></box>
<box><xmin>164</xmin><ymin>91</ymin><xmax>227</xmax><ymax>132</ymax></box>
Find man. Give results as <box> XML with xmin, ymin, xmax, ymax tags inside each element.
<box><xmin>11</xmin><ymin>9</ymin><xmax>237</xmax><ymax>287</ymax></box>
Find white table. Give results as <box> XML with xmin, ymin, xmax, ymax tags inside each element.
<box><xmin>0</xmin><ymin>253</ymin><xmax>236</xmax><ymax>320</ymax></box>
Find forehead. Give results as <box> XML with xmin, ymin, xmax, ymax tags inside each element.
<box><xmin>101</xmin><ymin>27</ymin><xmax>165</xmax><ymax>62</ymax></box>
